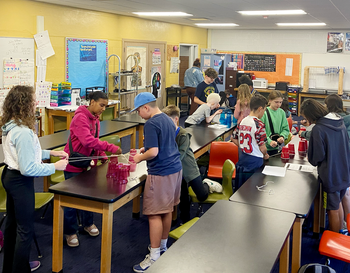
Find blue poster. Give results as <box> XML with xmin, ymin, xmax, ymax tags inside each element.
<box><xmin>80</xmin><ymin>44</ymin><xmax>97</xmax><ymax>61</ymax></box>
<box><xmin>66</xmin><ymin>38</ymin><xmax>108</xmax><ymax>97</ymax></box>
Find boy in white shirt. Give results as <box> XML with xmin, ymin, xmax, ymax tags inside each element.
<box><xmin>184</xmin><ymin>93</ymin><xmax>222</xmax><ymax>127</ymax></box>
<box><xmin>232</xmin><ymin>94</ymin><xmax>269</xmax><ymax>190</ymax></box>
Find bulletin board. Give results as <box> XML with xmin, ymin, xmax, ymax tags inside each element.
<box><xmin>65</xmin><ymin>38</ymin><xmax>108</xmax><ymax>97</ymax></box>
<box><xmin>218</xmin><ymin>51</ymin><xmax>301</xmax><ymax>85</ymax></box>
<box><xmin>0</xmin><ymin>37</ymin><xmax>35</xmax><ymax>88</ymax></box>
<box><xmin>167</xmin><ymin>45</ymin><xmax>179</xmax><ymax>61</ymax></box>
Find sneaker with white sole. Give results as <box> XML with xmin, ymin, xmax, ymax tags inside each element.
<box><xmin>203</xmin><ymin>178</ymin><xmax>223</xmax><ymax>193</ymax></box>
<box><xmin>29</xmin><ymin>261</ymin><xmax>41</xmax><ymax>272</ymax></box>
<box><xmin>65</xmin><ymin>234</ymin><xmax>79</xmax><ymax>247</ymax></box>
<box><xmin>133</xmin><ymin>254</ymin><xmax>155</xmax><ymax>272</ymax></box>
<box><xmin>147</xmin><ymin>244</ymin><xmax>167</xmax><ymax>255</ymax></box>
<box><xmin>84</xmin><ymin>224</ymin><xmax>99</xmax><ymax>236</ymax></box>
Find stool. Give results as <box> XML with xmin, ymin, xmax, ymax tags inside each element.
<box><xmin>169</xmin><ymin>217</ymin><xmax>199</xmax><ymax>240</ymax></box>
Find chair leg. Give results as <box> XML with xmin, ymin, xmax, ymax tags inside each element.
<box><xmin>33</xmin><ymin>232</ymin><xmax>42</xmax><ymax>258</ymax></box>
<box><xmin>41</xmin><ymin>201</ymin><xmax>52</xmax><ymax>219</ymax></box>
<box><xmin>195</xmin><ymin>204</ymin><xmax>203</xmax><ymax>217</ymax></box>
<box><xmin>0</xmin><ymin>213</ymin><xmax>7</xmax><ymax>229</ymax></box>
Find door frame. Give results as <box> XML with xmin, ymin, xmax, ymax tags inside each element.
<box><xmin>179</xmin><ymin>43</ymin><xmax>199</xmax><ymax>71</ymax></box>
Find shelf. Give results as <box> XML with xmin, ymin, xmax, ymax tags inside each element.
<box><xmin>109</xmin><ymin>72</ymin><xmax>137</xmax><ymax>77</ymax></box>
<box><xmin>118</xmin><ymin>90</ymin><xmax>138</xmax><ymax>95</ymax></box>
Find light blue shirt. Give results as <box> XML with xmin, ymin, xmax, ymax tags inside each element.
<box><xmin>184</xmin><ymin>66</ymin><xmax>204</xmax><ymax>87</ymax></box>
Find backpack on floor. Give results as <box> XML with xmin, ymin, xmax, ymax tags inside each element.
<box><xmin>298</xmin><ymin>263</ymin><xmax>336</xmax><ymax>273</ymax></box>
<box><xmin>0</xmin><ymin>230</ymin><xmax>3</xmax><ymax>252</ymax></box>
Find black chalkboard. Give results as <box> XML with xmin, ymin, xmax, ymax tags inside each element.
<box><xmin>244</xmin><ymin>54</ymin><xmax>276</xmax><ymax>72</ymax></box>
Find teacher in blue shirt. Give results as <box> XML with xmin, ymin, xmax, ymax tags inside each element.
<box><xmin>184</xmin><ymin>58</ymin><xmax>204</xmax><ymax>114</ymax></box>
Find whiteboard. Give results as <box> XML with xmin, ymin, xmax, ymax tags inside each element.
<box><xmin>0</xmin><ymin>37</ymin><xmax>35</xmax><ymax>88</ymax></box>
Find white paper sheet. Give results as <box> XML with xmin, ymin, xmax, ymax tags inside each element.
<box><xmin>285</xmin><ymin>58</ymin><xmax>293</xmax><ymax>76</ymax></box>
<box><xmin>34</xmin><ymin>30</ymin><xmax>55</xmax><ymax>59</ymax></box>
<box><xmin>170</xmin><ymin>57</ymin><xmax>180</xmax><ymax>73</ymax></box>
<box><xmin>36</xmin><ymin>66</ymin><xmax>46</xmax><ymax>82</ymax></box>
<box><xmin>262</xmin><ymin>166</ymin><xmax>286</xmax><ymax>177</ymax></box>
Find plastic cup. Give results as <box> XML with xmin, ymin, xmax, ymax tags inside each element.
<box><xmin>130</xmin><ymin>162</ymin><xmax>137</xmax><ymax>172</ymax></box>
<box><xmin>110</xmin><ymin>155</ymin><xmax>118</xmax><ymax>164</ymax></box>
<box><xmin>281</xmin><ymin>152</ymin><xmax>289</xmax><ymax>163</ymax></box>
<box><xmin>282</xmin><ymin>146</ymin><xmax>289</xmax><ymax>155</ymax></box>
<box><xmin>298</xmin><ymin>140</ymin><xmax>307</xmax><ymax>152</ymax></box>
<box><xmin>288</xmin><ymin>143</ymin><xmax>295</xmax><ymax>154</ymax></box>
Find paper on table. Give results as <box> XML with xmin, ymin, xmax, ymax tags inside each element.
<box><xmin>208</xmin><ymin>124</ymin><xmax>227</xmax><ymax>129</ymax></box>
<box><xmin>286</xmin><ymin>163</ymin><xmax>301</xmax><ymax>171</ymax></box>
<box><xmin>286</xmin><ymin>163</ymin><xmax>316</xmax><ymax>173</ymax></box>
<box><xmin>262</xmin><ymin>166</ymin><xmax>286</xmax><ymax>177</ymax></box>
<box><xmin>300</xmin><ymin>165</ymin><xmax>316</xmax><ymax>173</ymax></box>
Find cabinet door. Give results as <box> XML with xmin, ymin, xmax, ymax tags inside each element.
<box><xmin>225</xmin><ymin>69</ymin><xmax>237</xmax><ymax>93</ymax></box>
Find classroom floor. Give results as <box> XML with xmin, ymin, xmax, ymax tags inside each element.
<box><xmin>0</xmin><ymin>114</ymin><xmax>349</xmax><ymax>272</ymax></box>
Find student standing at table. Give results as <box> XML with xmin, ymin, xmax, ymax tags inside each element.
<box><xmin>193</xmin><ymin>67</ymin><xmax>219</xmax><ymax>106</ymax></box>
<box><xmin>184</xmin><ymin>58</ymin><xmax>204</xmax><ymax>115</ymax></box>
<box><xmin>300</xmin><ymin>99</ymin><xmax>350</xmax><ymax>232</ymax></box>
<box><xmin>1</xmin><ymin>85</ymin><xmax>68</xmax><ymax>273</ymax></box>
<box><xmin>131</xmin><ymin>92</ymin><xmax>182</xmax><ymax>272</ymax></box>
<box><xmin>234</xmin><ymin>84</ymin><xmax>252</xmax><ymax>125</ymax></box>
<box><xmin>63</xmin><ymin>91</ymin><xmax>122</xmax><ymax>247</ymax></box>
<box><xmin>261</xmin><ymin>90</ymin><xmax>290</xmax><ymax>156</ymax></box>
<box><xmin>162</xmin><ymin>105</ymin><xmax>223</xmax><ymax>223</ymax></box>
<box><xmin>232</xmin><ymin>94</ymin><xmax>269</xmax><ymax>190</ymax></box>
<box><xmin>184</xmin><ymin>93</ymin><xmax>222</xmax><ymax>128</ymax></box>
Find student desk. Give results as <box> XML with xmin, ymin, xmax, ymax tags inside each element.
<box><xmin>147</xmin><ymin>200</ymin><xmax>295</xmax><ymax>273</ymax></box>
<box><xmin>49</xmin><ymin>158</ymin><xmax>147</xmax><ymax>273</ymax></box>
<box><xmin>229</xmin><ymin>139</ymin><xmax>320</xmax><ymax>273</ymax></box>
<box><xmin>185</xmin><ymin>124</ymin><xmax>234</xmax><ymax>158</ymax></box>
<box><xmin>113</xmin><ymin>113</ymin><xmax>147</xmax><ymax>148</ymax></box>
<box><xmin>47</xmin><ymin>100</ymin><xmax>119</xmax><ymax>135</ymax></box>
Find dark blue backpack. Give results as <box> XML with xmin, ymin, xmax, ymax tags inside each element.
<box><xmin>298</xmin><ymin>263</ymin><xmax>336</xmax><ymax>273</ymax></box>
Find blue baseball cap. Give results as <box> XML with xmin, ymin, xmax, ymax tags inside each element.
<box><xmin>131</xmin><ymin>92</ymin><xmax>156</xmax><ymax>112</ymax></box>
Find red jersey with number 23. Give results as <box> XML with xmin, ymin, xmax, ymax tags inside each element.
<box><xmin>233</xmin><ymin>116</ymin><xmax>267</xmax><ymax>158</ymax></box>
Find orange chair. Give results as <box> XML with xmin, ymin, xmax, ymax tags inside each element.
<box><xmin>287</xmin><ymin>117</ymin><xmax>293</xmax><ymax>131</ymax></box>
<box><xmin>207</xmin><ymin>142</ymin><xmax>238</xmax><ymax>179</ymax></box>
<box><xmin>319</xmin><ymin>213</ymin><xmax>350</xmax><ymax>263</ymax></box>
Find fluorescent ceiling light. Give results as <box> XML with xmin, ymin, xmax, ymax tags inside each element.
<box><xmin>238</xmin><ymin>10</ymin><xmax>306</xmax><ymax>15</ymax></box>
<box><xmin>277</xmin><ymin>22</ymin><xmax>326</xmax><ymax>26</ymax></box>
<box><xmin>132</xmin><ymin>12</ymin><xmax>192</xmax><ymax>17</ymax></box>
<box><xmin>195</xmin><ymin>23</ymin><xmax>238</xmax><ymax>27</ymax></box>
<box><xmin>189</xmin><ymin>18</ymin><xmax>208</xmax><ymax>21</ymax></box>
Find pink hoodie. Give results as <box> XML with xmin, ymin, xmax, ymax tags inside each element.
<box><xmin>64</xmin><ymin>105</ymin><xmax>119</xmax><ymax>172</ymax></box>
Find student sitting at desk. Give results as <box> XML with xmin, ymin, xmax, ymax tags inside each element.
<box><xmin>219</xmin><ymin>90</ymin><xmax>236</xmax><ymax>109</ymax></box>
<box><xmin>63</xmin><ymin>91</ymin><xmax>122</xmax><ymax>248</ymax></box>
<box><xmin>232</xmin><ymin>94</ymin><xmax>269</xmax><ymax>190</ymax></box>
<box><xmin>184</xmin><ymin>93</ymin><xmax>222</xmax><ymax>128</ymax></box>
<box><xmin>300</xmin><ymin>99</ymin><xmax>350</xmax><ymax>233</ymax></box>
<box><xmin>162</xmin><ymin>105</ymin><xmax>223</xmax><ymax>223</ymax></box>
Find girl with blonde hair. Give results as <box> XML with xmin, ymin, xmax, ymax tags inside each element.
<box><xmin>234</xmin><ymin>84</ymin><xmax>252</xmax><ymax>124</ymax></box>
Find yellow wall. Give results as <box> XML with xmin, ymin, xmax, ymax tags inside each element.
<box><xmin>0</xmin><ymin>0</ymin><xmax>207</xmax><ymax>88</ymax></box>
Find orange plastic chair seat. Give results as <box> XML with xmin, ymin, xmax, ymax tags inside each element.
<box><xmin>319</xmin><ymin>230</ymin><xmax>350</xmax><ymax>263</ymax></box>
<box><xmin>207</xmin><ymin>166</ymin><xmax>236</xmax><ymax>179</ymax></box>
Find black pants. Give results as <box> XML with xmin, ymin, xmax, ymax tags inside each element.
<box><xmin>2</xmin><ymin>166</ymin><xmax>34</xmax><ymax>273</ymax></box>
<box><xmin>179</xmin><ymin>176</ymin><xmax>209</xmax><ymax>223</ymax></box>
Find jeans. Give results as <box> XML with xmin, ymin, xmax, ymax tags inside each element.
<box><xmin>63</xmin><ymin>171</ymin><xmax>93</xmax><ymax>235</ymax></box>
<box><xmin>179</xmin><ymin>176</ymin><xmax>209</xmax><ymax>223</ymax></box>
<box><xmin>2</xmin><ymin>166</ymin><xmax>34</xmax><ymax>273</ymax></box>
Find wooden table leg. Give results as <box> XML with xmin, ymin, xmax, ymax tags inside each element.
<box><xmin>132</xmin><ymin>195</ymin><xmax>141</xmax><ymax>219</ymax></box>
<box><xmin>138</xmin><ymin>125</ymin><xmax>144</xmax><ymax>149</ymax></box>
<box><xmin>130</xmin><ymin>127</ymin><xmax>137</xmax><ymax>149</ymax></box>
<box><xmin>52</xmin><ymin>195</ymin><xmax>64</xmax><ymax>273</ymax></box>
<box><xmin>279</xmin><ymin>234</ymin><xmax>290</xmax><ymax>273</ymax></box>
<box><xmin>48</xmin><ymin>112</ymin><xmax>54</xmax><ymax>135</ymax></box>
<box><xmin>101</xmin><ymin>203</ymin><xmax>113</xmax><ymax>273</ymax></box>
<box><xmin>291</xmin><ymin>218</ymin><xmax>304</xmax><ymax>273</ymax></box>
<box><xmin>66</xmin><ymin>113</ymin><xmax>74</xmax><ymax>131</ymax></box>
<box><xmin>313</xmin><ymin>185</ymin><xmax>321</xmax><ymax>234</ymax></box>
<box><xmin>43</xmin><ymin>176</ymin><xmax>50</xmax><ymax>192</ymax></box>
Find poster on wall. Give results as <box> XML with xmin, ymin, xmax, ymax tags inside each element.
<box><xmin>151</xmin><ymin>72</ymin><xmax>161</xmax><ymax>98</ymax></box>
<box><xmin>126</xmin><ymin>46</ymin><xmax>146</xmax><ymax>90</ymax></box>
<box><xmin>152</xmin><ymin>48</ymin><xmax>161</xmax><ymax>65</ymax></box>
<box><xmin>327</xmin><ymin>32</ymin><xmax>344</xmax><ymax>53</ymax></box>
<box><xmin>66</xmin><ymin>38</ymin><xmax>108</xmax><ymax>97</ymax></box>
<box><xmin>345</xmin><ymin>33</ymin><xmax>350</xmax><ymax>52</ymax></box>
<box><xmin>203</xmin><ymin>55</ymin><xmax>211</xmax><ymax>68</ymax></box>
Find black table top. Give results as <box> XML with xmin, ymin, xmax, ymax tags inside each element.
<box><xmin>230</xmin><ymin>137</ymin><xmax>318</xmax><ymax>217</ymax></box>
<box><xmin>113</xmin><ymin>113</ymin><xmax>147</xmax><ymax>125</ymax></box>
<box><xmin>49</xmin><ymin>157</ymin><xmax>147</xmax><ymax>203</ymax></box>
<box><xmin>147</xmin><ymin>200</ymin><xmax>295</xmax><ymax>273</ymax></box>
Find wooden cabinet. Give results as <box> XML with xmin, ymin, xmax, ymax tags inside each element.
<box><xmin>225</xmin><ymin>69</ymin><xmax>237</xmax><ymax>95</ymax></box>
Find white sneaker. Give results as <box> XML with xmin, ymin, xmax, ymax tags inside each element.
<box><xmin>133</xmin><ymin>254</ymin><xmax>155</xmax><ymax>272</ymax></box>
<box><xmin>203</xmin><ymin>178</ymin><xmax>223</xmax><ymax>193</ymax></box>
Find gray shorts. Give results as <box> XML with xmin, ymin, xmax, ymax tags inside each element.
<box><xmin>323</xmin><ymin>188</ymin><xmax>348</xmax><ymax>210</ymax></box>
<box><xmin>143</xmin><ymin>170</ymin><xmax>182</xmax><ymax>215</ymax></box>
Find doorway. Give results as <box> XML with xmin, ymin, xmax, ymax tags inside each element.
<box><xmin>179</xmin><ymin>44</ymin><xmax>199</xmax><ymax>86</ymax></box>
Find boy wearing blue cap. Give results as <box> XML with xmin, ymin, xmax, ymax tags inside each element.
<box><xmin>131</xmin><ymin>92</ymin><xmax>182</xmax><ymax>272</ymax></box>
